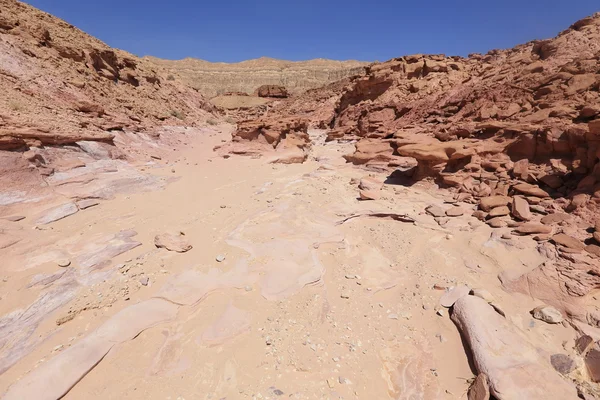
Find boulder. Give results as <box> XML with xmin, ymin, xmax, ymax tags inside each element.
<box><xmin>255</xmin><ymin>85</ymin><xmax>289</xmax><ymax>98</ymax></box>
<box><xmin>452</xmin><ymin>296</ymin><xmax>577</xmax><ymax>399</ymax></box>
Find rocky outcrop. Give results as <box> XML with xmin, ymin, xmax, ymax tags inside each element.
<box><xmin>0</xmin><ymin>0</ymin><xmax>216</xmax><ymax>153</ymax></box>
<box><xmin>255</xmin><ymin>84</ymin><xmax>289</xmax><ymax>98</ymax></box>
<box><xmin>145</xmin><ymin>56</ymin><xmax>368</xmax><ymax>98</ymax></box>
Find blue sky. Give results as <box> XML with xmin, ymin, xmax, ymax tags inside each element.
<box><xmin>25</xmin><ymin>0</ymin><xmax>599</xmax><ymax>62</ymax></box>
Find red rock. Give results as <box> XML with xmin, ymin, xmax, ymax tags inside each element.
<box><xmin>513</xmin><ymin>183</ymin><xmax>549</xmax><ymax>198</ymax></box>
<box><xmin>585</xmin><ymin>348</ymin><xmax>600</xmax><ymax>382</ymax></box>
<box><xmin>511</xmin><ymin>196</ymin><xmax>532</xmax><ymax>221</ymax></box>
<box><xmin>255</xmin><ymin>85</ymin><xmax>289</xmax><ymax>98</ymax></box>
<box><xmin>514</xmin><ymin>223</ymin><xmax>552</xmax><ymax>235</ymax></box>
<box><xmin>446</xmin><ymin>207</ymin><xmax>464</xmax><ymax>217</ymax></box>
<box><xmin>359</xmin><ymin>177</ymin><xmax>383</xmax><ymax>200</ymax></box>
<box><xmin>468</xmin><ymin>373</ymin><xmax>490</xmax><ymax>400</ymax></box>
<box><xmin>487</xmin><ymin>217</ymin><xmax>507</xmax><ymax>228</ymax></box>
<box><xmin>512</xmin><ymin>159</ymin><xmax>529</xmax><ymax>180</ymax></box>
<box><xmin>489</xmin><ymin>206</ymin><xmax>510</xmax><ymax>217</ymax></box>
<box><xmin>550</xmin><ymin>354</ymin><xmax>576</xmax><ymax>375</ymax></box>
<box><xmin>575</xmin><ymin>335</ymin><xmax>594</xmax><ymax>355</ymax></box>
<box><xmin>551</xmin><ymin>234</ymin><xmax>585</xmax><ymax>250</ymax></box>
<box><xmin>426</xmin><ymin>205</ymin><xmax>446</xmax><ymax>218</ymax></box>
<box><xmin>586</xmin><ymin>244</ymin><xmax>600</xmax><ymax>257</ymax></box>
<box><xmin>479</xmin><ymin>196</ymin><xmax>511</xmax><ymax>212</ymax></box>
<box><xmin>541</xmin><ymin>213</ymin><xmax>572</xmax><ymax>225</ymax></box>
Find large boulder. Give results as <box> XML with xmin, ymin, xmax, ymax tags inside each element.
<box><xmin>255</xmin><ymin>85</ymin><xmax>289</xmax><ymax>98</ymax></box>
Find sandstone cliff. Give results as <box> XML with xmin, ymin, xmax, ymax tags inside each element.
<box><xmin>145</xmin><ymin>56</ymin><xmax>368</xmax><ymax>98</ymax></box>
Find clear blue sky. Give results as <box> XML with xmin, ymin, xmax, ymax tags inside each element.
<box><xmin>24</xmin><ymin>0</ymin><xmax>599</xmax><ymax>62</ymax></box>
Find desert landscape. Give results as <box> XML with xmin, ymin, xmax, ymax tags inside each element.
<box><xmin>1</xmin><ymin>0</ymin><xmax>600</xmax><ymax>399</ymax></box>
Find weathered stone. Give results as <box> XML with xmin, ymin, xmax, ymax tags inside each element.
<box><xmin>479</xmin><ymin>196</ymin><xmax>511</xmax><ymax>212</ymax></box>
<box><xmin>511</xmin><ymin>196</ymin><xmax>532</xmax><ymax>221</ymax></box>
<box><xmin>551</xmin><ymin>354</ymin><xmax>576</xmax><ymax>375</ymax></box>
<box><xmin>76</xmin><ymin>199</ymin><xmax>99</xmax><ymax>210</ymax></box>
<box><xmin>575</xmin><ymin>336</ymin><xmax>594</xmax><ymax>355</ymax></box>
<box><xmin>514</xmin><ymin>223</ymin><xmax>552</xmax><ymax>235</ymax></box>
<box><xmin>446</xmin><ymin>207</ymin><xmax>464</xmax><ymax>217</ymax></box>
<box><xmin>551</xmin><ymin>234</ymin><xmax>585</xmax><ymax>251</ymax></box>
<box><xmin>35</xmin><ymin>203</ymin><xmax>79</xmax><ymax>225</ymax></box>
<box><xmin>470</xmin><ymin>289</ymin><xmax>495</xmax><ymax>303</ymax></box>
<box><xmin>487</xmin><ymin>217</ymin><xmax>507</xmax><ymax>228</ymax></box>
<box><xmin>488</xmin><ymin>206</ymin><xmax>510</xmax><ymax>217</ymax></box>
<box><xmin>541</xmin><ymin>213</ymin><xmax>572</xmax><ymax>225</ymax></box>
<box><xmin>586</xmin><ymin>244</ymin><xmax>600</xmax><ymax>257</ymax></box>
<box><xmin>359</xmin><ymin>177</ymin><xmax>383</xmax><ymax>200</ymax></box>
<box><xmin>426</xmin><ymin>205</ymin><xmax>446</xmax><ymax>218</ymax></box>
<box><xmin>440</xmin><ymin>285</ymin><xmax>470</xmax><ymax>308</ymax></box>
<box><xmin>532</xmin><ymin>305</ymin><xmax>563</xmax><ymax>324</ymax></box>
<box><xmin>585</xmin><ymin>348</ymin><xmax>600</xmax><ymax>383</ymax></box>
<box><xmin>154</xmin><ymin>232</ymin><xmax>192</xmax><ymax>253</ymax></box>
<box><xmin>452</xmin><ymin>296</ymin><xmax>577</xmax><ymax>399</ymax></box>
<box><xmin>468</xmin><ymin>373</ymin><xmax>490</xmax><ymax>400</ymax></box>
<box><xmin>513</xmin><ymin>183</ymin><xmax>549</xmax><ymax>198</ymax></box>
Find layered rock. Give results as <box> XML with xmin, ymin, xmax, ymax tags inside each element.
<box><xmin>146</xmin><ymin>56</ymin><xmax>368</xmax><ymax>98</ymax></box>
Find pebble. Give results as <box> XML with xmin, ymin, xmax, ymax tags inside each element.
<box><xmin>216</xmin><ymin>254</ymin><xmax>226</xmax><ymax>262</ymax></box>
<box><xmin>470</xmin><ymin>288</ymin><xmax>495</xmax><ymax>303</ymax></box>
<box><xmin>139</xmin><ymin>276</ymin><xmax>149</xmax><ymax>286</ymax></box>
<box><xmin>244</xmin><ymin>286</ymin><xmax>253</xmax><ymax>292</ymax></box>
<box><xmin>388</xmin><ymin>313</ymin><xmax>399</xmax><ymax>320</ymax></box>
<box><xmin>57</xmin><ymin>259</ymin><xmax>71</xmax><ymax>268</ymax></box>
<box><xmin>345</xmin><ymin>274</ymin><xmax>356</xmax><ymax>279</ymax></box>
<box><xmin>436</xmin><ymin>309</ymin><xmax>445</xmax><ymax>317</ymax></box>
<box><xmin>340</xmin><ymin>291</ymin><xmax>350</xmax><ymax>299</ymax></box>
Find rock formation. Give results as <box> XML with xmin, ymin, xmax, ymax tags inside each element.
<box><xmin>146</xmin><ymin>56</ymin><xmax>368</xmax><ymax>98</ymax></box>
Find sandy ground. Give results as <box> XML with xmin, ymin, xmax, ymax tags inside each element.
<box><xmin>0</xmin><ymin>126</ymin><xmax>576</xmax><ymax>399</ymax></box>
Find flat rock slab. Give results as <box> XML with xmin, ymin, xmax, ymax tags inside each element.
<box><xmin>512</xmin><ymin>196</ymin><xmax>531</xmax><ymax>221</ymax></box>
<box><xmin>541</xmin><ymin>213</ymin><xmax>572</xmax><ymax>225</ymax></box>
<box><xmin>440</xmin><ymin>284</ymin><xmax>470</xmax><ymax>307</ymax></box>
<box><xmin>514</xmin><ymin>223</ymin><xmax>552</xmax><ymax>235</ymax></box>
<box><xmin>426</xmin><ymin>205</ymin><xmax>446</xmax><ymax>218</ymax></box>
<box><xmin>446</xmin><ymin>207</ymin><xmax>464</xmax><ymax>217</ymax></box>
<box><xmin>552</xmin><ymin>234</ymin><xmax>585</xmax><ymax>250</ymax></box>
<box><xmin>35</xmin><ymin>202</ymin><xmax>78</xmax><ymax>225</ymax></box>
<box><xmin>489</xmin><ymin>206</ymin><xmax>510</xmax><ymax>217</ymax></box>
<box><xmin>480</xmin><ymin>196</ymin><xmax>511</xmax><ymax>212</ymax></box>
<box><xmin>3</xmin><ymin>216</ymin><xmax>25</xmax><ymax>222</ymax></box>
<box><xmin>513</xmin><ymin>183</ymin><xmax>549</xmax><ymax>198</ymax></box>
<box><xmin>452</xmin><ymin>295</ymin><xmax>577</xmax><ymax>399</ymax></box>
<box><xmin>532</xmin><ymin>305</ymin><xmax>564</xmax><ymax>324</ymax></box>
<box><xmin>154</xmin><ymin>232</ymin><xmax>192</xmax><ymax>253</ymax></box>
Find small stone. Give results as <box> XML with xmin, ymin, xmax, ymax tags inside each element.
<box><xmin>470</xmin><ymin>288</ymin><xmax>495</xmax><ymax>303</ymax></box>
<box><xmin>340</xmin><ymin>291</ymin><xmax>350</xmax><ymax>299</ymax></box>
<box><xmin>488</xmin><ymin>206</ymin><xmax>510</xmax><ymax>217</ymax></box>
<box><xmin>512</xmin><ymin>196</ymin><xmax>532</xmax><ymax>221</ymax></box>
<box><xmin>576</xmin><ymin>335</ymin><xmax>594</xmax><ymax>355</ymax></box>
<box><xmin>345</xmin><ymin>274</ymin><xmax>356</xmax><ymax>280</ymax></box>
<box><xmin>532</xmin><ymin>305</ymin><xmax>563</xmax><ymax>324</ymax></box>
<box><xmin>216</xmin><ymin>254</ymin><xmax>226</xmax><ymax>262</ymax></box>
<box><xmin>479</xmin><ymin>196</ymin><xmax>511</xmax><ymax>212</ymax></box>
<box><xmin>446</xmin><ymin>207</ymin><xmax>464</xmax><ymax>217</ymax></box>
<box><xmin>388</xmin><ymin>313</ymin><xmax>399</xmax><ymax>320</ymax></box>
<box><xmin>440</xmin><ymin>285</ymin><xmax>470</xmax><ymax>308</ymax></box>
<box><xmin>436</xmin><ymin>309</ymin><xmax>445</xmax><ymax>317</ymax></box>
<box><xmin>57</xmin><ymin>259</ymin><xmax>71</xmax><ymax>268</ymax></box>
<box><xmin>551</xmin><ymin>354</ymin><xmax>576</xmax><ymax>375</ymax></box>
<box><xmin>426</xmin><ymin>205</ymin><xmax>446</xmax><ymax>218</ymax></box>
<box><xmin>327</xmin><ymin>378</ymin><xmax>335</xmax><ymax>388</ymax></box>
<box><xmin>139</xmin><ymin>276</ymin><xmax>149</xmax><ymax>286</ymax></box>
<box><xmin>486</xmin><ymin>217</ymin><xmax>507</xmax><ymax>228</ymax></box>
<box><xmin>265</xmin><ymin>337</ymin><xmax>273</xmax><ymax>346</ymax></box>
<box><xmin>541</xmin><ymin>213</ymin><xmax>572</xmax><ymax>225</ymax></box>
<box><xmin>468</xmin><ymin>373</ymin><xmax>490</xmax><ymax>400</ymax></box>
<box><xmin>244</xmin><ymin>286</ymin><xmax>253</xmax><ymax>292</ymax></box>
<box><xmin>501</xmin><ymin>233</ymin><xmax>512</xmax><ymax>240</ymax></box>
<box><xmin>76</xmin><ymin>199</ymin><xmax>99</xmax><ymax>210</ymax></box>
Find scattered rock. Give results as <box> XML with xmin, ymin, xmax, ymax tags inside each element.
<box><xmin>468</xmin><ymin>373</ymin><xmax>490</xmax><ymax>400</ymax></box>
<box><xmin>513</xmin><ymin>183</ymin><xmax>549</xmax><ymax>198</ymax></box>
<box><xmin>541</xmin><ymin>213</ymin><xmax>572</xmax><ymax>225</ymax></box>
<box><xmin>551</xmin><ymin>234</ymin><xmax>585</xmax><ymax>251</ymax></box>
<box><xmin>488</xmin><ymin>206</ymin><xmax>510</xmax><ymax>217</ymax></box>
<box><xmin>511</xmin><ymin>196</ymin><xmax>532</xmax><ymax>221</ymax></box>
<box><xmin>216</xmin><ymin>254</ymin><xmax>226</xmax><ymax>262</ymax></box>
<box><xmin>57</xmin><ymin>259</ymin><xmax>71</xmax><ymax>268</ymax></box>
<box><xmin>139</xmin><ymin>276</ymin><xmax>149</xmax><ymax>286</ymax></box>
<box><xmin>154</xmin><ymin>232</ymin><xmax>192</xmax><ymax>253</ymax></box>
<box><xmin>514</xmin><ymin>223</ymin><xmax>552</xmax><ymax>235</ymax></box>
<box><xmin>576</xmin><ymin>335</ymin><xmax>594</xmax><ymax>355</ymax></box>
<box><xmin>486</xmin><ymin>217</ymin><xmax>507</xmax><ymax>228</ymax></box>
<box><xmin>446</xmin><ymin>207</ymin><xmax>464</xmax><ymax>217</ymax></box>
<box><xmin>531</xmin><ymin>305</ymin><xmax>563</xmax><ymax>324</ymax></box>
<box><xmin>426</xmin><ymin>205</ymin><xmax>446</xmax><ymax>218</ymax></box>
<box><xmin>359</xmin><ymin>177</ymin><xmax>384</xmax><ymax>200</ymax></box>
<box><xmin>479</xmin><ymin>196</ymin><xmax>511</xmax><ymax>212</ymax></box>
<box><xmin>551</xmin><ymin>354</ymin><xmax>576</xmax><ymax>375</ymax></box>
<box><xmin>35</xmin><ymin>203</ymin><xmax>79</xmax><ymax>225</ymax></box>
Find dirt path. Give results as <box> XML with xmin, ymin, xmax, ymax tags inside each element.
<box><xmin>0</xmin><ymin>126</ymin><xmax>576</xmax><ymax>399</ymax></box>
